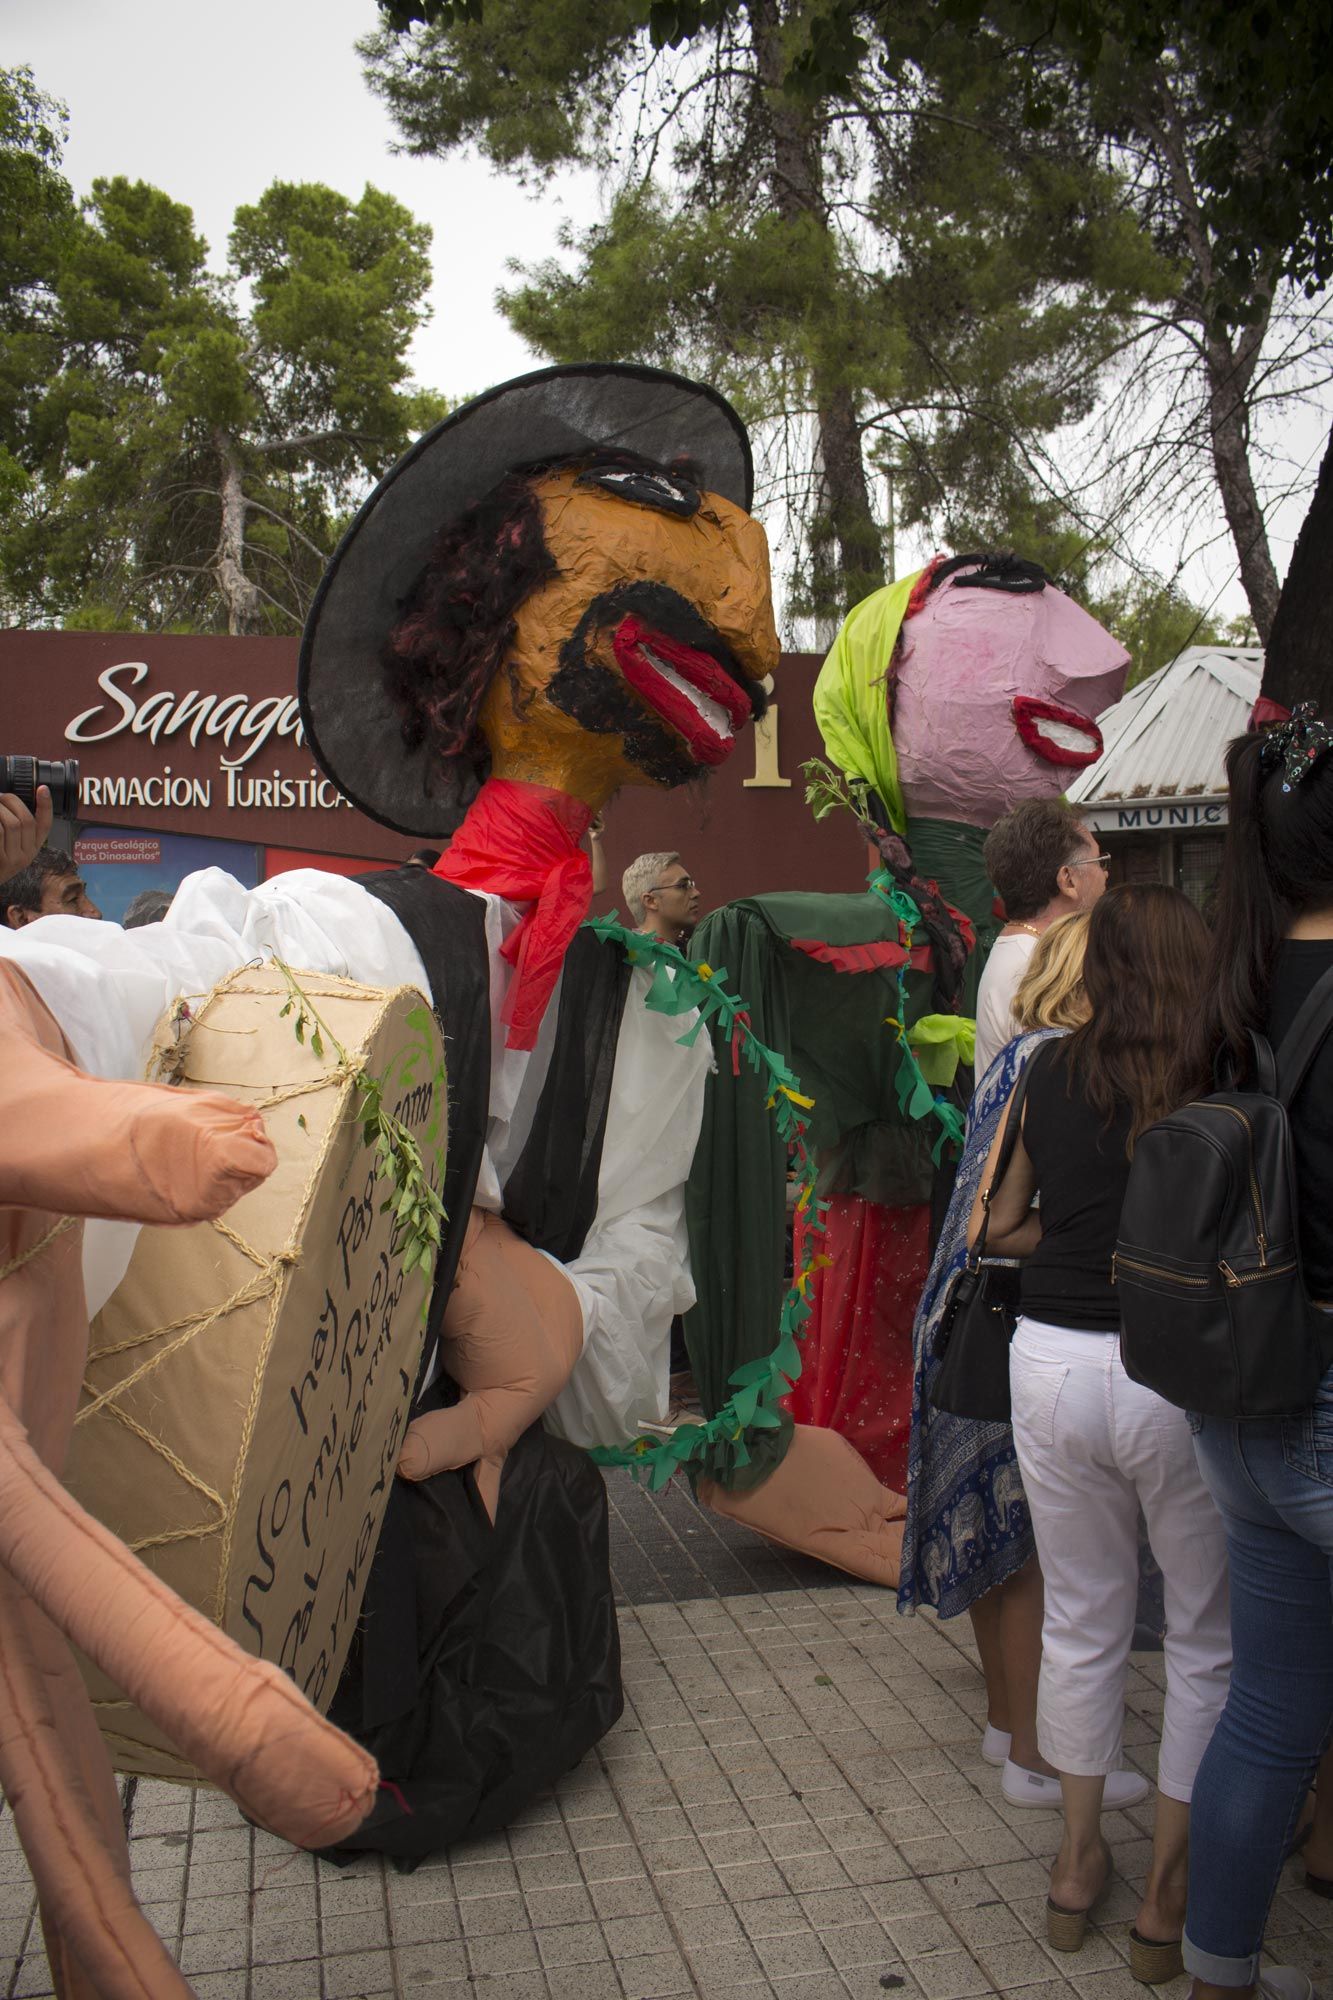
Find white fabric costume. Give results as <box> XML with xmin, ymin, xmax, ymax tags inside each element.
<box><xmin>0</xmin><ymin>868</ymin><xmax>710</xmax><ymax>1449</ymax></box>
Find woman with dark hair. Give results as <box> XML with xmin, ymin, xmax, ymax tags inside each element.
<box><xmin>970</xmin><ymin>884</ymin><xmax>1231</xmax><ymax>1975</ymax></box>
<box><xmin>1181</xmin><ymin>714</ymin><xmax>1333</xmax><ymax>2000</ymax></box>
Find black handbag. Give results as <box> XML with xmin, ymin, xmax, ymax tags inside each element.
<box><xmin>930</xmin><ymin>1053</ymin><xmax>1039</xmax><ymax>1423</ymax></box>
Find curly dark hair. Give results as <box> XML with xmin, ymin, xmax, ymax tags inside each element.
<box><xmin>0</xmin><ymin>844</ymin><xmax>77</xmax><ymax>923</ymax></box>
<box><xmin>983</xmin><ymin>799</ymin><xmax>1088</xmax><ymax>920</ymax></box>
<box><xmin>382</xmin><ymin>471</ymin><xmax>559</xmax><ymax>794</ymax></box>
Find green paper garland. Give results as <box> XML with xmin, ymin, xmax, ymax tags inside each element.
<box><xmin>866</xmin><ymin>870</ymin><xmax>966</xmax><ymax>1163</ymax></box>
<box><xmin>583</xmin><ymin>915</ymin><xmax>826</xmax><ymax>1491</ymax></box>
<box><xmin>582</xmin><ymin>891</ymin><xmax>966</xmax><ymax>1492</ymax></box>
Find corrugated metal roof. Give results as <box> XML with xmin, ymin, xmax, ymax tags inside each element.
<box><xmin>1066</xmin><ymin>646</ymin><xmax>1262</xmax><ymax>805</ymax></box>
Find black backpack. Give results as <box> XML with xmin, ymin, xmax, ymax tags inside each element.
<box><xmin>1116</xmin><ymin>965</ymin><xmax>1333</xmax><ymax>1418</ymax></box>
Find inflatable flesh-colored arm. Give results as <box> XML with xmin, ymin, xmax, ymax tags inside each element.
<box><xmin>0</xmin><ymin>1396</ymin><xmax>378</xmax><ymax>1840</ymax></box>
<box><xmin>699</xmin><ymin>1424</ymin><xmax>907</xmax><ymax>1589</ymax></box>
<box><xmin>0</xmin><ymin>963</ymin><xmax>377</xmax><ymax>2000</ymax></box>
<box><xmin>397</xmin><ymin>1207</ymin><xmax>584</xmax><ymax>1520</ymax></box>
<box><xmin>0</xmin><ymin>991</ymin><xmax>275</xmax><ymax>1226</ymax></box>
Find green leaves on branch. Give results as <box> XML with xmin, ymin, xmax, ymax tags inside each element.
<box><xmin>0</xmin><ymin>67</ymin><xmax>444</xmax><ymax>635</ymax></box>
<box><xmin>274</xmin><ymin>961</ymin><xmax>447</xmax><ymax>1314</ymax></box>
<box><xmin>801</xmin><ymin>757</ymin><xmax>872</xmax><ymax>830</ymax></box>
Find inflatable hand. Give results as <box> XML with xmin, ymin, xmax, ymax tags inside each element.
<box><xmin>698</xmin><ymin>1424</ymin><xmax>907</xmax><ymax>1588</ymax></box>
<box><xmin>0</xmin><ymin>963</ymin><xmax>377</xmax><ymax>2000</ymax></box>
<box><xmin>397</xmin><ymin>1206</ymin><xmax>584</xmax><ymax>1520</ymax></box>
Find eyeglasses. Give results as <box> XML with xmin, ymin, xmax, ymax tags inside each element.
<box><xmin>655</xmin><ymin>876</ymin><xmax>696</xmax><ymax>893</ymax></box>
<box><xmin>1067</xmin><ymin>854</ymin><xmax>1111</xmax><ymax>873</ymax></box>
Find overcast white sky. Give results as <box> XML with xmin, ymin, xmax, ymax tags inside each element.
<box><xmin>2</xmin><ymin>0</ymin><xmax>596</xmax><ymax>402</ymax></box>
<box><xmin>5</xmin><ymin>0</ymin><xmax>1329</xmax><ymax>629</ymax></box>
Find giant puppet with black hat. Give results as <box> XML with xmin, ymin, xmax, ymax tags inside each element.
<box><xmin>1</xmin><ymin>362</ymin><xmax>882</xmax><ymax>1867</ymax></box>
<box><xmin>3</xmin><ymin>362</ymin><xmax>958</xmax><ymax>1867</ymax></box>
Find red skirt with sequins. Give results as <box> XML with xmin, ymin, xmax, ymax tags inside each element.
<box><xmin>786</xmin><ymin>1194</ymin><xmax>928</xmax><ymax>1492</ymax></box>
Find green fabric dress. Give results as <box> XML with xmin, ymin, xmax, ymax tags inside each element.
<box><xmin>683</xmin><ymin>818</ymin><xmax>997</xmax><ymax>1491</ymax></box>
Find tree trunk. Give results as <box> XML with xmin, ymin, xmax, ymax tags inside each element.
<box><xmin>1260</xmin><ymin>421</ymin><xmax>1333</xmax><ymax>715</ymax></box>
<box><xmin>1204</xmin><ymin>325</ymin><xmax>1282</xmax><ymax>645</ymax></box>
<box><xmin>817</xmin><ymin>381</ymin><xmax>884</xmax><ymax>607</ymax></box>
<box><xmin>1143</xmin><ymin>77</ymin><xmax>1281</xmax><ymax>645</ymax></box>
<box><xmin>746</xmin><ymin>0</ymin><xmax>884</xmax><ymax>614</ymax></box>
<box><xmin>213</xmin><ymin>430</ymin><xmax>266</xmax><ymax>637</ymax></box>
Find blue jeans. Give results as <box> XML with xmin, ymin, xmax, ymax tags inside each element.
<box><xmin>1184</xmin><ymin>1374</ymin><xmax>1333</xmax><ymax>1986</ymax></box>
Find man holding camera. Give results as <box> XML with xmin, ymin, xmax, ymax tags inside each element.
<box><xmin>0</xmin><ymin>788</ymin><xmax>102</xmax><ymax>927</ymax></box>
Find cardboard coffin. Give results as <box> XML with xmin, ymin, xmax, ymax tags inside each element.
<box><xmin>64</xmin><ymin>966</ymin><xmax>447</xmax><ymax>1780</ymax></box>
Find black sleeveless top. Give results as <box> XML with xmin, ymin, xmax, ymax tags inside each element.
<box><xmin>1019</xmin><ymin>1042</ymin><xmax>1133</xmax><ymax>1333</ymax></box>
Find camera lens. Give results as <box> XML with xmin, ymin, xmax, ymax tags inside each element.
<box><xmin>0</xmin><ymin>757</ymin><xmax>81</xmax><ymax>819</ymax></box>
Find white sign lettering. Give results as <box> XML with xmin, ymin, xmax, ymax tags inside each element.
<box><xmin>77</xmin><ymin>767</ymin><xmax>352</xmax><ymax>814</ymax></box>
<box><xmin>1083</xmin><ymin>800</ymin><xmax>1227</xmax><ymax>832</ymax></box>
<box><xmin>66</xmin><ymin>662</ymin><xmax>305</xmax><ymax>769</ymax></box>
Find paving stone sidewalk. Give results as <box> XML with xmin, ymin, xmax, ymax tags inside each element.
<box><xmin>4</xmin><ymin>1480</ymin><xmax>1330</xmax><ymax>2000</ymax></box>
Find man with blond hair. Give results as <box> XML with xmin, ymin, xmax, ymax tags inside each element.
<box><xmin>622</xmin><ymin>850</ymin><xmax>702</xmax><ymax>946</ymax></box>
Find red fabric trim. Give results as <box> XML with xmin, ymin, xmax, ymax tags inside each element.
<box><xmin>433</xmin><ymin>778</ymin><xmax>594</xmax><ymax>1051</ymax></box>
<box><xmin>904</xmin><ymin>554</ymin><xmax>948</xmax><ymax>621</ymax></box>
<box><xmin>790</xmin><ymin>936</ymin><xmax>931</xmax><ymax>974</ymax></box>
<box><xmin>1250</xmin><ymin>695</ymin><xmax>1292</xmax><ymax>729</ymax></box>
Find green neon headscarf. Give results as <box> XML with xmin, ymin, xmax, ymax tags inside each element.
<box><xmin>812</xmin><ymin>567</ymin><xmax>923</xmax><ymax>834</ymax></box>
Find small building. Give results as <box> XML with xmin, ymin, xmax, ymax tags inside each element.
<box><xmin>1066</xmin><ymin>645</ymin><xmax>1262</xmax><ymax>908</ymax></box>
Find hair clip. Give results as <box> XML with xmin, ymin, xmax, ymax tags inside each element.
<box><xmin>1258</xmin><ymin>703</ymin><xmax>1333</xmax><ymax>792</ymax></box>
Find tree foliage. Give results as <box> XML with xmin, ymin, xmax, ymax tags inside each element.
<box><xmin>365</xmin><ymin>1</ymin><xmax>1174</xmax><ymax>622</ymax></box>
<box><xmin>0</xmin><ymin>72</ymin><xmax>444</xmax><ymax>635</ymax></box>
<box><xmin>0</xmin><ymin>71</ymin><xmax>75</xmax><ymax>505</ymax></box>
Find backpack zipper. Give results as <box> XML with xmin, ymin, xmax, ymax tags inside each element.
<box><xmin>1210</xmin><ymin>1105</ymin><xmax>1269</xmax><ymax>1264</ymax></box>
<box><xmin>1111</xmin><ymin>1252</ymin><xmax>1208</xmax><ymax>1288</ymax></box>
<box><xmin>1218</xmin><ymin>1258</ymin><xmax>1297</xmax><ymax>1288</ymax></box>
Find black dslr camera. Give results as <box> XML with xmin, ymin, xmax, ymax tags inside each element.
<box><xmin>0</xmin><ymin>756</ymin><xmax>81</xmax><ymax>818</ymax></box>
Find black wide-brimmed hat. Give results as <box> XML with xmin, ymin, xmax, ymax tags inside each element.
<box><xmin>298</xmin><ymin>361</ymin><xmax>755</xmax><ymax>837</ymax></box>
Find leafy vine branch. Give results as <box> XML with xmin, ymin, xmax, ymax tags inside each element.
<box><xmin>801</xmin><ymin>756</ymin><xmax>876</xmax><ymax>831</ymax></box>
<box><xmin>272</xmin><ymin>961</ymin><xmax>446</xmax><ymax>1298</ymax></box>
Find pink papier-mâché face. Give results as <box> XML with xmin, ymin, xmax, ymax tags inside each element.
<box><xmin>891</xmin><ymin>575</ymin><xmax>1130</xmax><ymax>828</ymax></box>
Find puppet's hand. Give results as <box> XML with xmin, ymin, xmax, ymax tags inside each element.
<box><xmin>0</xmin><ymin>963</ymin><xmax>275</xmax><ymax>1223</ymax></box>
<box><xmin>397</xmin><ymin>1210</ymin><xmax>583</xmax><ymax>1519</ymax></box>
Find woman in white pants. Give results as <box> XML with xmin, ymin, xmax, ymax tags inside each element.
<box><xmin>969</xmin><ymin>883</ymin><xmax>1230</xmax><ymax>1980</ymax></box>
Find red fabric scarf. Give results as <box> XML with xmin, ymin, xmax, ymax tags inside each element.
<box><xmin>433</xmin><ymin>779</ymin><xmax>595</xmax><ymax>1051</ymax></box>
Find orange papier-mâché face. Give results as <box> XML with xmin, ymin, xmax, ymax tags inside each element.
<box><xmin>479</xmin><ymin>463</ymin><xmax>780</xmax><ymax>806</ymax></box>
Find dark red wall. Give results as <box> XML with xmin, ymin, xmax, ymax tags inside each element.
<box><xmin>596</xmin><ymin>653</ymin><xmax>867</xmax><ymax>916</ymax></box>
<box><xmin>3</xmin><ymin>633</ymin><xmax>865</xmax><ymax>907</ymax></box>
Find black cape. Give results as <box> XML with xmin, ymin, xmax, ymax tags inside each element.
<box><xmin>324</xmin><ymin>867</ymin><xmax>628</xmax><ymax>1861</ymax></box>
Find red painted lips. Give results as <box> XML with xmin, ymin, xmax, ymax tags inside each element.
<box><xmin>1012</xmin><ymin>694</ymin><xmax>1105</xmax><ymax>769</ymax></box>
<box><xmin>612</xmin><ymin>614</ymin><xmax>755</xmax><ymax>768</ymax></box>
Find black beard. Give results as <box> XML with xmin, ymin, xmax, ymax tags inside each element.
<box><xmin>541</xmin><ymin>580</ymin><xmax>763</xmax><ymax>790</ymax></box>
<box><xmin>547</xmin><ymin>652</ymin><xmax>698</xmax><ymax>788</ymax></box>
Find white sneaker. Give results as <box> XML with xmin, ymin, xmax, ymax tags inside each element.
<box><xmin>981</xmin><ymin>1724</ymin><xmax>1012</xmax><ymax>1767</ymax></box>
<box><xmin>1257</xmin><ymin>1970</ymin><xmax>1315</xmax><ymax>2000</ymax></box>
<box><xmin>1000</xmin><ymin>1759</ymin><xmax>1151</xmax><ymax>1811</ymax></box>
